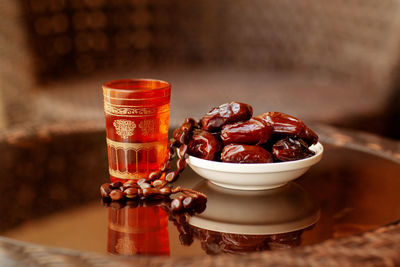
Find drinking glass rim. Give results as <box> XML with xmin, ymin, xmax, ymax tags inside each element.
<box><xmin>103</xmin><ymin>78</ymin><xmax>171</xmax><ymax>93</ymax></box>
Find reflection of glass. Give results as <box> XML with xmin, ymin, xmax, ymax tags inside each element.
<box><xmin>187</xmin><ymin>182</ymin><xmax>320</xmax><ymax>254</ymax></box>
<box><xmin>107</xmin><ymin>205</ymin><xmax>170</xmax><ymax>255</ymax></box>
<box><xmin>103</xmin><ymin>79</ymin><xmax>171</xmax><ymax>183</ymax></box>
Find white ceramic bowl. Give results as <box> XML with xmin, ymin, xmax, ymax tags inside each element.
<box><xmin>186</xmin><ymin>142</ymin><xmax>323</xmax><ymax>190</ymax></box>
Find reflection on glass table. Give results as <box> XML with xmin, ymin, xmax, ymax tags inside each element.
<box><xmin>105</xmin><ymin>181</ymin><xmax>319</xmax><ymax>256</ymax></box>
<box><xmin>2</xmin><ymin>143</ymin><xmax>400</xmax><ymax>258</ymax></box>
<box><xmin>186</xmin><ymin>181</ymin><xmax>319</xmax><ymax>254</ymax></box>
<box><xmin>107</xmin><ymin>204</ymin><xmax>170</xmax><ymax>256</ymax></box>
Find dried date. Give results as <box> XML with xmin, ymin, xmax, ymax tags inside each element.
<box><xmin>272</xmin><ymin>137</ymin><xmax>315</xmax><ymax>161</ymax></box>
<box><xmin>201</xmin><ymin>102</ymin><xmax>253</xmax><ymax>131</ymax></box>
<box><xmin>188</xmin><ymin>129</ymin><xmax>221</xmax><ymax>160</ymax></box>
<box><xmin>220</xmin><ymin>118</ymin><xmax>273</xmax><ymax>145</ymax></box>
<box><xmin>221</xmin><ymin>144</ymin><xmax>273</xmax><ymax>163</ymax></box>
<box><xmin>256</xmin><ymin>112</ymin><xmax>318</xmax><ymax>145</ymax></box>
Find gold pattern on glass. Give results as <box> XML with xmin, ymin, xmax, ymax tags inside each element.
<box><xmin>104</xmin><ymin>101</ymin><xmax>157</xmax><ymax>117</ymax></box>
<box><xmin>139</xmin><ymin>119</ymin><xmax>156</xmax><ymax>135</ymax></box>
<box><xmin>103</xmin><ymin>94</ymin><xmax>169</xmax><ymax>102</ymax></box>
<box><xmin>109</xmin><ymin>168</ymin><xmax>143</xmax><ymax>180</ymax></box>
<box><xmin>107</xmin><ymin>138</ymin><xmax>164</xmax><ymax>180</ymax></box>
<box><xmin>107</xmin><ymin>138</ymin><xmax>163</xmax><ymax>151</ymax></box>
<box><xmin>160</xmin><ymin>120</ymin><xmax>169</xmax><ymax>135</ymax></box>
<box><xmin>113</xmin><ymin>119</ymin><xmax>136</xmax><ymax>139</ymax></box>
<box><xmin>109</xmin><ymin>222</ymin><xmax>163</xmax><ymax>234</ymax></box>
<box><xmin>115</xmin><ymin>237</ymin><xmax>137</xmax><ymax>255</ymax></box>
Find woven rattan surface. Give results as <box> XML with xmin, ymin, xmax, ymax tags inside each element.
<box><xmin>0</xmin><ymin>122</ymin><xmax>399</xmax><ymax>266</ymax></box>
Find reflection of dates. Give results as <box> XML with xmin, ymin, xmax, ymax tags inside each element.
<box><xmin>188</xmin><ymin>129</ymin><xmax>221</xmax><ymax>160</ymax></box>
<box><xmin>221</xmin><ymin>118</ymin><xmax>273</xmax><ymax>145</ymax></box>
<box><xmin>221</xmin><ymin>144</ymin><xmax>273</xmax><ymax>163</ymax></box>
<box><xmin>272</xmin><ymin>137</ymin><xmax>315</xmax><ymax>162</ymax></box>
<box><xmin>256</xmin><ymin>112</ymin><xmax>318</xmax><ymax>145</ymax></box>
<box><xmin>201</xmin><ymin>102</ymin><xmax>253</xmax><ymax>131</ymax></box>
<box><xmin>187</xmin><ymin>226</ymin><xmax>305</xmax><ymax>254</ymax></box>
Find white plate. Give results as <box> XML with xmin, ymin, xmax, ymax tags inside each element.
<box><xmin>186</xmin><ymin>142</ymin><xmax>323</xmax><ymax>190</ymax></box>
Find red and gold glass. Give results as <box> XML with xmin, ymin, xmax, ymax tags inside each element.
<box><xmin>107</xmin><ymin>205</ymin><xmax>170</xmax><ymax>255</ymax></box>
<box><xmin>103</xmin><ymin>79</ymin><xmax>171</xmax><ymax>183</ymax></box>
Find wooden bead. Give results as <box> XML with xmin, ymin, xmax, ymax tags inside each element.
<box><xmin>180</xmin><ymin>122</ymin><xmax>192</xmax><ymax>132</ymax></box>
<box><xmin>124</xmin><ymin>187</ymin><xmax>138</xmax><ymax>199</ymax></box>
<box><xmin>110</xmin><ymin>189</ymin><xmax>124</xmax><ymax>201</ymax></box>
<box><xmin>161</xmin><ymin>160</ymin><xmax>171</xmax><ymax>172</ymax></box>
<box><xmin>165</xmin><ymin>171</ymin><xmax>179</xmax><ymax>183</ymax></box>
<box><xmin>177</xmin><ymin>144</ymin><xmax>187</xmax><ymax>159</ymax></box>
<box><xmin>100</xmin><ymin>183</ymin><xmax>112</xmax><ymax>198</ymax></box>
<box><xmin>149</xmin><ymin>171</ymin><xmax>162</xmax><ymax>180</ymax></box>
<box><xmin>152</xmin><ymin>179</ymin><xmax>167</xmax><ymax>188</ymax></box>
<box><xmin>176</xmin><ymin>158</ymin><xmax>186</xmax><ymax>173</ymax></box>
<box><xmin>159</xmin><ymin>187</ymin><xmax>171</xmax><ymax>196</ymax></box>
<box><xmin>110</xmin><ymin>181</ymin><xmax>122</xmax><ymax>189</ymax></box>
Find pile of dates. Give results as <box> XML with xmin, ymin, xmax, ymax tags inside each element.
<box><xmin>185</xmin><ymin>102</ymin><xmax>318</xmax><ymax>163</ymax></box>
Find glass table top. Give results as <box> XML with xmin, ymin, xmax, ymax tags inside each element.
<box><xmin>2</xmin><ymin>143</ymin><xmax>400</xmax><ymax>257</ymax></box>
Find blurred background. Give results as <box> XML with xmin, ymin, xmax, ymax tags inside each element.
<box><xmin>1</xmin><ymin>0</ymin><xmax>400</xmax><ymax>138</ymax></box>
